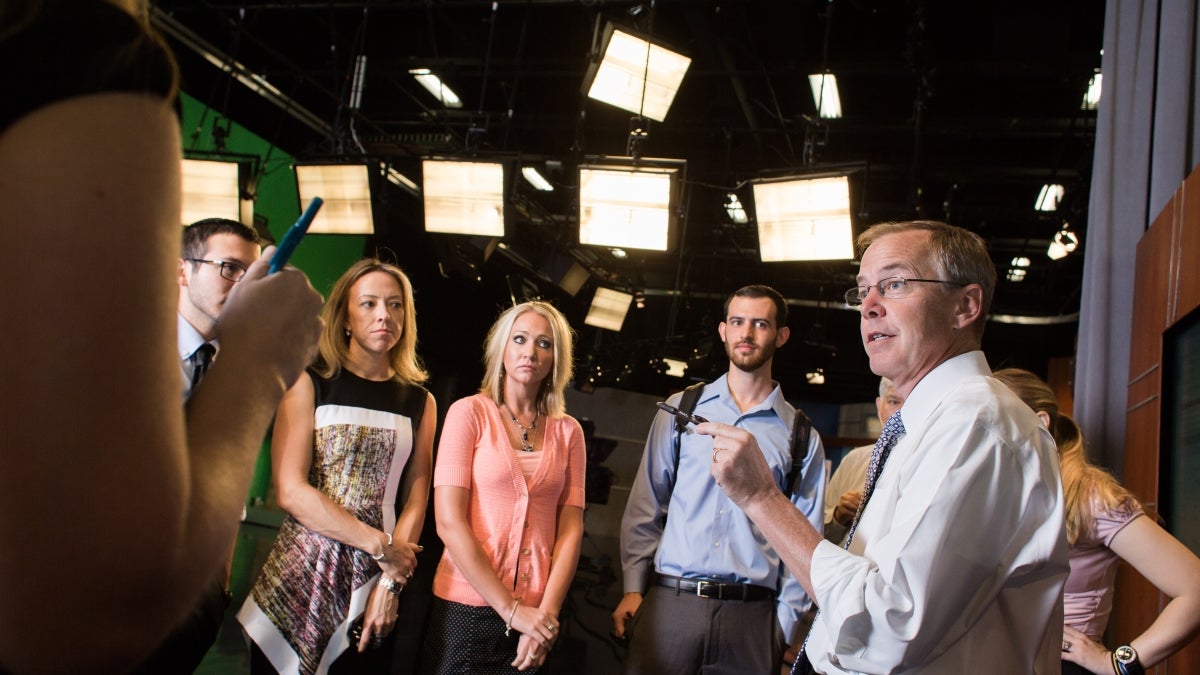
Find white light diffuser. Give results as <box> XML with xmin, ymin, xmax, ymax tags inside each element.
<box><xmin>662</xmin><ymin>357</ymin><xmax>687</xmax><ymax>378</ymax></box>
<box><xmin>422</xmin><ymin>159</ymin><xmax>506</xmax><ymax>236</ymax></box>
<box><xmin>1082</xmin><ymin>71</ymin><xmax>1102</xmax><ymax>111</ymax></box>
<box><xmin>808</xmin><ymin>73</ymin><xmax>843</xmax><ymax>119</ymax></box>
<box><xmin>753</xmin><ymin>175</ymin><xmax>854</xmax><ymax>261</ymax></box>
<box><xmin>578</xmin><ymin>164</ymin><xmax>678</xmax><ymax>251</ymax></box>
<box><xmin>584</xmin><ymin>287</ymin><xmax>633</xmax><ymax>332</ymax></box>
<box><xmin>521</xmin><ymin>166</ymin><xmax>555</xmax><ymax>191</ymax></box>
<box><xmin>408</xmin><ymin>68</ymin><xmax>463</xmax><ymax>108</ymax></box>
<box><xmin>181</xmin><ymin>158</ymin><xmax>241</xmax><ymax>225</ymax></box>
<box><xmin>725</xmin><ymin>193</ymin><xmax>749</xmax><ymax>224</ymax></box>
<box><xmin>295</xmin><ymin>164</ymin><xmax>374</xmax><ymax>234</ymax></box>
<box><xmin>1035</xmin><ymin>183</ymin><xmax>1064</xmax><ymax>211</ymax></box>
<box><xmin>585</xmin><ymin>28</ymin><xmax>691</xmax><ymax>122</ymax></box>
<box><xmin>1047</xmin><ymin>226</ymin><xmax>1080</xmax><ymax>260</ymax></box>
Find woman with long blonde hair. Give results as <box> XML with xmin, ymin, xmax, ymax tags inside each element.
<box><xmin>422</xmin><ymin>300</ymin><xmax>585</xmax><ymax>673</ymax></box>
<box><xmin>993</xmin><ymin>368</ymin><xmax>1200</xmax><ymax>675</ymax></box>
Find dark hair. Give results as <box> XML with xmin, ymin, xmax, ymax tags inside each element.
<box><xmin>181</xmin><ymin>218</ymin><xmax>261</xmax><ymax>260</ymax></box>
<box><xmin>723</xmin><ymin>284</ymin><xmax>788</xmax><ymax>328</ymax></box>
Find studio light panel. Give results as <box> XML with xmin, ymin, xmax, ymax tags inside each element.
<box><xmin>295</xmin><ymin>164</ymin><xmax>375</xmax><ymax>234</ymax></box>
<box><xmin>422</xmin><ymin>159</ymin><xmax>506</xmax><ymax>237</ymax></box>
<box><xmin>578</xmin><ymin>165</ymin><xmax>676</xmax><ymax>251</ymax></box>
<box><xmin>181</xmin><ymin>158</ymin><xmax>241</xmax><ymax>226</ymax></box>
<box><xmin>584</xmin><ymin>287</ymin><xmax>633</xmax><ymax>332</ymax></box>
<box><xmin>586</xmin><ymin>28</ymin><xmax>691</xmax><ymax>122</ymax></box>
<box><xmin>753</xmin><ymin>175</ymin><xmax>854</xmax><ymax>262</ymax></box>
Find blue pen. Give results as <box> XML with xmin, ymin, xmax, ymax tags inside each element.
<box><xmin>269</xmin><ymin>196</ymin><xmax>323</xmax><ymax>274</ymax></box>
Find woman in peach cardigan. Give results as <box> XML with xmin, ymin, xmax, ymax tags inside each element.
<box><xmin>423</xmin><ymin>301</ymin><xmax>586</xmax><ymax>673</ymax></box>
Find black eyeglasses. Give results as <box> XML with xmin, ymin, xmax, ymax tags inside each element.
<box><xmin>844</xmin><ymin>276</ymin><xmax>966</xmax><ymax>306</ymax></box>
<box><xmin>186</xmin><ymin>258</ymin><xmax>248</xmax><ymax>282</ymax></box>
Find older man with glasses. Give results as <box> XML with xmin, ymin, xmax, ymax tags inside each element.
<box><xmin>703</xmin><ymin>220</ymin><xmax>1069</xmax><ymax>674</ymax></box>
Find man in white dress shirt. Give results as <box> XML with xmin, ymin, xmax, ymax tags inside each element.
<box><xmin>704</xmin><ymin>220</ymin><xmax>1068</xmax><ymax>674</ymax></box>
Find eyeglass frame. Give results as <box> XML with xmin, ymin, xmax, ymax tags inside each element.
<box><xmin>185</xmin><ymin>258</ymin><xmax>248</xmax><ymax>282</ymax></box>
<box><xmin>844</xmin><ymin>276</ymin><xmax>967</xmax><ymax>306</ymax></box>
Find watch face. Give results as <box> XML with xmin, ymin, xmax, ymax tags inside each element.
<box><xmin>1115</xmin><ymin>645</ymin><xmax>1137</xmax><ymax>663</ymax></box>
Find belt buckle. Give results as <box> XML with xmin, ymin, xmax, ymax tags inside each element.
<box><xmin>694</xmin><ymin>580</ymin><xmax>717</xmax><ymax>598</ymax></box>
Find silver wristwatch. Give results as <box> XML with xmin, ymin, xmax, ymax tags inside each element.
<box><xmin>1112</xmin><ymin>644</ymin><xmax>1144</xmax><ymax>675</ymax></box>
<box><xmin>377</xmin><ymin>575</ymin><xmax>403</xmax><ymax>597</ymax></box>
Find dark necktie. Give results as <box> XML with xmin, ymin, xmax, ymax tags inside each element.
<box><xmin>842</xmin><ymin>410</ymin><xmax>906</xmax><ymax>549</ymax></box>
<box><xmin>791</xmin><ymin>410</ymin><xmax>906</xmax><ymax>675</ymax></box>
<box><xmin>191</xmin><ymin>342</ymin><xmax>216</xmax><ymax>392</ymax></box>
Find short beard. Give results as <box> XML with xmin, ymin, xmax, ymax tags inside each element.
<box><xmin>726</xmin><ymin>339</ymin><xmax>775</xmax><ymax>373</ymax></box>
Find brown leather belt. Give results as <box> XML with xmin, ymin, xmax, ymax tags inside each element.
<box><xmin>653</xmin><ymin>573</ymin><xmax>775</xmax><ymax>601</ymax></box>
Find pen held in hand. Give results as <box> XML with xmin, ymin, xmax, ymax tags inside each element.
<box><xmin>656</xmin><ymin>401</ymin><xmax>708</xmax><ymax>427</ymax></box>
<box><xmin>269</xmin><ymin>196</ymin><xmax>322</xmax><ymax>274</ymax></box>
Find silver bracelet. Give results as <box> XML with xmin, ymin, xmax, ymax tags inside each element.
<box><xmin>504</xmin><ymin>599</ymin><xmax>520</xmax><ymax>636</ymax></box>
<box><xmin>371</xmin><ymin>531</ymin><xmax>393</xmax><ymax>561</ymax></box>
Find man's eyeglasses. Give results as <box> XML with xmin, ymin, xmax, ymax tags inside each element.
<box><xmin>844</xmin><ymin>277</ymin><xmax>966</xmax><ymax>306</ymax></box>
<box><xmin>186</xmin><ymin>258</ymin><xmax>248</xmax><ymax>282</ymax></box>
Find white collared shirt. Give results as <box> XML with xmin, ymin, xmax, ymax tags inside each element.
<box><xmin>806</xmin><ymin>351</ymin><xmax>1068</xmax><ymax>674</ymax></box>
<box><xmin>177</xmin><ymin>312</ymin><xmax>217</xmax><ymax>401</ymax></box>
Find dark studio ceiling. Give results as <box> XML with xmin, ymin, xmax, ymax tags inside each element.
<box><xmin>153</xmin><ymin>0</ymin><xmax>1102</xmax><ymax>403</ymax></box>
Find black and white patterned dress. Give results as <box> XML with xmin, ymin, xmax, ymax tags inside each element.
<box><xmin>238</xmin><ymin>368</ymin><xmax>427</xmax><ymax>675</ymax></box>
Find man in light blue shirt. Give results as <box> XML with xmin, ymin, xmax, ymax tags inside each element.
<box><xmin>614</xmin><ymin>284</ymin><xmax>826</xmax><ymax>675</ymax></box>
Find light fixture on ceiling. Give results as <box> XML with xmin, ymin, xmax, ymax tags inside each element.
<box><xmin>1035</xmin><ymin>183</ymin><xmax>1064</xmax><ymax>211</ymax></box>
<box><xmin>385</xmin><ymin>165</ymin><xmax>420</xmax><ymax>196</ymax></box>
<box><xmin>181</xmin><ymin>157</ymin><xmax>248</xmax><ymax>226</ymax></box>
<box><xmin>808</xmin><ymin>72</ymin><xmax>843</xmax><ymax>119</ymax></box>
<box><xmin>752</xmin><ymin>174</ymin><xmax>854</xmax><ymax>261</ymax></box>
<box><xmin>294</xmin><ymin>163</ymin><xmax>374</xmax><ymax>234</ymax></box>
<box><xmin>725</xmin><ymin>192</ymin><xmax>749</xmax><ymax>224</ymax></box>
<box><xmin>662</xmin><ymin>357</ymin><xmax>687</xmax><ymax>378</ymax></box>
<box><xmin>521</xmin><ymin>166</ymin><xmax>555</xmax><ymax>191</ymax></box>
<box><xmin>578</xmin><ymin>159</ymin><xmax>684</xmax><ymax>252</ymax></box>
<box><xmin>634</xmin><ymin>290</ymin><xmax>646</xmax><ymax>309</ymax></box>
<box><xmin>582</xmin><ymin>25</ymin><xmax>691</xmax><ymax>122</ymax></box>
<box><xmin>1081</xmin><ymin>69</ymin><xmax>1102</xmax><ymax>111</ymax></box>
<box><xmin>1047</xmin><ymin>225</ymin><xmax>1080</xmax><ymax>260</ymax></box>
<box><xmin>584</xmin><ymin>287</ymin><xmax>634</xmax><ymax>332</ymax></box>
<box><xmin>1006</xmin><ymin>256</ymin><xmax>1031</xmax><ymax>282</ymax></box>
<box><xmin>553</xmin><ymin>260</ymin><xmax>591</xmax><ymax>296</ymax></box>
<box><xmin>422</xmin><ymin>158</ymin><xmax>506</xmax><ymax>237</ymax></box>
<box><xmin>409</xmin><ymin>68</ymin><xmax>463</xmax><ymax>109</ymax></box>
<box><xmin>806</xmin><ymin>369</ymin><xmax>826</xmax><ymax>385</ymax></box>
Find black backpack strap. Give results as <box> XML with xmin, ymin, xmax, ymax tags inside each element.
<box><xmin>670</xmin><ymin>381</ymin><xmax>708</xmax><ymax>488</ymax></box>
<box><xmin>784</xmin><ymin>407</ymin><xmax>814</xmax><ymax>497</ymax></box>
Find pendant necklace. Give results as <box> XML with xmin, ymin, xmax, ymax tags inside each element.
<box><xmin>506</xmin><ymin>406</ymin><xmax>539</xmax><ymax>452</ymax></box>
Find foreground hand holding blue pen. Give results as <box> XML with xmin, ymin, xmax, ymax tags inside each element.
<box><xmin>269</xmin><ymin>196</ymin><xmax>323</xmax><ymax>273</ymax></box>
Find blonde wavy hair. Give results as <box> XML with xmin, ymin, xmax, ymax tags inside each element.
<box><xmin>314</xmin><ymin>258</ymin><xmax>429</xmax><ymax>384</ymax></box>
<box><xmin>478</xmin><ymin>301</ymin><xmax>575</xmax><ymax>418</ymax></box>
<box><xmin>992</xmin><ymin>367</ymin><xmax>1137</xmax><ymax>545</ymax></box>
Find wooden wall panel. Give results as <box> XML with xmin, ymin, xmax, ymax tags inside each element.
<box><xmin>1119</xmin><ymin>171</ymin><xmax>1200</xmax><ymax>673</ymax></box>
<box><xmin>1128</xmin><ymin>201</ymin><xmax>1174</xmax><ymax>379</ymax></box>
<box><xmin>1177</xmin><ymin>171</ymin><xmax>1200</xmax><ymax>321</ymax></box>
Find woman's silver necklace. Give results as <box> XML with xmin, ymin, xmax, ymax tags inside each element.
<box><xmin>506</xmin><ymin>406</ymin><xmax>539</xmax><ymax>452</ymax></box>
